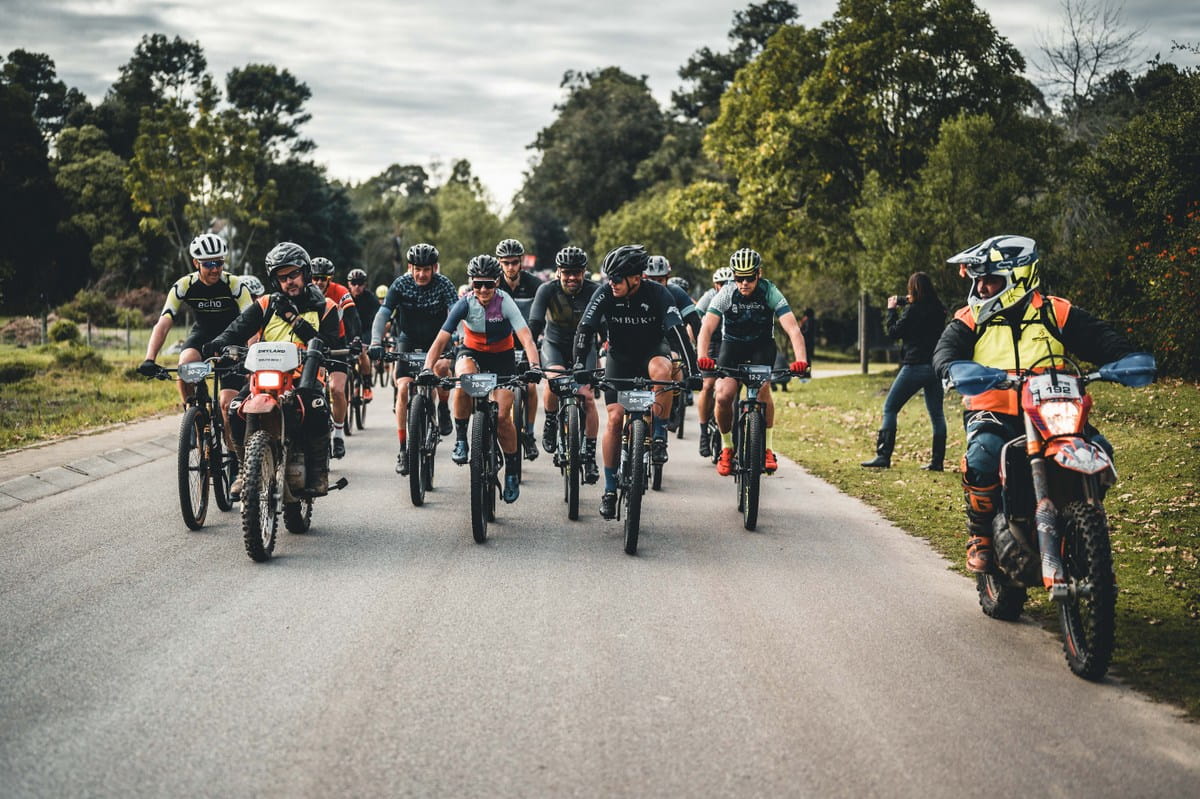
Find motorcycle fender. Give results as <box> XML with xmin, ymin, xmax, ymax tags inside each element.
<box><xmin>241</xmin><ymin>394</ymin><xmax>279</xmax><ymax>415</ymax></box>
<box><xmin>1046</xmin><ymin>437</ymin><xmax>1113</xmax><ymax>476</ymax></box>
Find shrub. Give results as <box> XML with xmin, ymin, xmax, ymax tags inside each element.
<box><xmin>48</xmin><ymin>319</ymin><xmax>82</xmax><ymax>344</ymax></box>
<box><xmin>51</xmin><ymin>345</ymin><xmax>110</xmax><ymax>373</ymax></box>
<box><xmin>0</xmin><ymin>316</ymin><xmax>42</xmax><ymax>346</ymax></box>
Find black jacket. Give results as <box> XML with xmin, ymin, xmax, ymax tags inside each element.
<box><xmin>886</xmin><ymin>297</ymin><xmax>946</xmax><ymax>366</ymax></box>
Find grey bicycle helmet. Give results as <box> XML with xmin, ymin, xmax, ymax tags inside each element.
<box><xmin>264</xmin><ymin>242</ymin><xmax>312</xmax><ymax>287</ymax></box>
<box><xmin>406</xmin><ymin>243</ymin><xmax>439</xmax><ymax>267</ymax></box>
<box><xmin>644</xmin><ymin>255</ymin><xmax>671</xmax><ymax>278</ymax></box>
<box><xmin>495</xmin><ymin>239</ymin><xmax>525</xmax><ymax>259</ymax></box>
<box><xmin>555</xmin><ymin>246</ymin><xmax>588</xmax><ymax>270</ymax></box>
<box><xmin>467</xmin><ymin>254</ymin><xmax>503</xmax><ymax>280</ymax></box>
<box><xmin>310</xmin><ymin>256</ymin><xmax>334</xmax><ymax>277</ymax></box>
<box><xmin>601</xmin><ymin>245</ymin><xmax>648</xmax><ymax>280</ymax></box>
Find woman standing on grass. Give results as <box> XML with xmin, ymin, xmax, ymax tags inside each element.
<box><xmin>862</xmin><ymin>272</ymin><xmax>948</xmax><ymax>470</ymax></box>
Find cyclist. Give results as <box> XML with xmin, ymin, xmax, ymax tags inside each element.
<box><xmin>346</xmin><ymin>267</ymin><xmax>377</xmax><ymax>401</ymax></box>
<box><xmin>240</xmin><ymin>274</ymin><xmax>266</xmax><ymax>299</ymax></box>
<box><xmin>528</xmin><ymin>245</ymin><xmax>602</xmax><ymax>484</ymax></box>
<box><xmin>138</xmin><ymin>233</ymin><xmax>252</xmax><ymax>444</ymax></box>
<box><xmin>693</xmin><ymin>266</ymin><xmax>733</xmax><ymax>457</ymax></box>
<box><xmin>573</xmin><ymin>245</ymin><xmax>700</xmax><ymax>520</ymax></box>
<box><xmin>696</xmin><ymin>248</ymin><xmax>808</xmax><ymax>477</ymax></box>
<box><xmin>368</xmin><ymin>243</ymin><xmax>458</xmax><ymax>476</ymax></box>
<box><xmin>311</xmin><ymin>256</ymin><xmax>359</xmax><ymax>458</ymax></box>
<box><xmin>420</xmin><ymin>254</ymin><xmax>542</xmax><ymax>503</ymax></box>
<box><xmin>203</xmin><ymin>242</ymin><xmax>341</xmax><ymax>496</ymax></box>
<box><xmin>644</xmin><ymin>255</ymin><xmax>702</xmax><ymax>339</ymax></box>
<box><xmin>495</xmin><ymin>237</ymin><xmax>543</xmax><ymax>461</ymax></box>
<box><xmin>932</xmin><ymin>234</ymin><xmax>1134</xmax><ymax>573</ymax></box>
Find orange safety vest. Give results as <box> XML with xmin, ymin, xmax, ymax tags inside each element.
<box><xmin>954</xmin><ymin>292</ymin><xmax>1071</xmax><ymax>415</ymax></box>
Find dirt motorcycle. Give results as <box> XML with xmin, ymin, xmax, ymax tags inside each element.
<box><xmin>947</xmin><ymin>351</ymin><xmax>1155</xmax><ymax>680</ymax></box>
<box><xmin>232</xmin><ymin>338</ymin><xmax>349</xmax><ymax>562</ymax></box>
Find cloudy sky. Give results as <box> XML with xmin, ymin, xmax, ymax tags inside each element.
<box><xmin>3</xmin><ymin>0</ymin><xmax>1197</xmax><ymax>210</ymax></box>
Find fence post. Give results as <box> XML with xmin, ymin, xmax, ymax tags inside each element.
<box><xmin>859</xmin><ymin>291</ymin><xmax>868</xmax><ymax>375</ymax></box>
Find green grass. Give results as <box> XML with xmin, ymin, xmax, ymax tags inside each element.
<box><xmin>0</xmin><ymin>342</ymin><xmax>180</xmax><ymax>450</ymax></box>
<box><xmin>773</xmin><ymin>371</ymin><xmax>1200</xmax><ymax>714</ymax></box>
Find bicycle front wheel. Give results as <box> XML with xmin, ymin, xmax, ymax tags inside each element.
<box><xmin>469</xmin><ymin>409</ymin><xmax>489</xmax><ymax>543</ymax></box>
<box><xmin>624</xmin><ymin>417</ymin><xmax>647</xmax><ymax>555</ymax></box>
<box><xmin>408</xmin><ymin>393</ymin><xmax>429</xmax><ymax>507</ymax></box>
<box><xmin>565</xmin><ymin>403</ymin><xmax>581</xmax><ymax>520</ymax></box>
<box><xmin>177</xmin><ymin>406</ymin><xmax>210</xmax><ymax>530</ymax></box>
<box><xmin>741</xmin><ymin>410</ymin><xmax>764</xmax><ymax>531</ymax></box>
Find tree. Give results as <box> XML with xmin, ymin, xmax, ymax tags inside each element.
<box><xmin>226</xmin><ymin>63</ymin><xmax>314</xmax><ymax>157</ymax></box>
<box><xmin>595</xmin><ymin>187</ymin><xmax>697</xmax><ymax>279</ymax></box>
<box><xmin>433</xmin><ymin>161</ymin><xmax>504</xmax><ymax>282</ymax></box>
<box><xmin>518</xmin><ymin>67</ymin><xmax>665</xmax><ymax>254</ymax></box>
<box><xmin>266</xmin><ymin>159</ymin><xmax>362</xmax><ymax>272</ymax></box>
<box><xmin>1</xmin><ymin>49</ymin><xmax>88</xmax><ymax>142</ymax></box>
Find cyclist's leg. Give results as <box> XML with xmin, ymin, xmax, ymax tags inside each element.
<box><xmin>176</xmin><ymin>327</ymin><xmax>206</xmax><ymax>405</ymax></box>
<box><xmin>495</xmin><ymin>388</ymin><xmax>518</xmax><ymax>455</ymax></box>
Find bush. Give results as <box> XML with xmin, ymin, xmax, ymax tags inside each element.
<box><xmin>0</xmin><ymin>316</ymin><xmax>42</xmax><ymax>346</ymax></box>
<box><xmin>0</xmin><ymin>363</ymin><xmax>37</xmax><ymax>383</ymax></box>
<box><xmin>115</xmin><ymin>286</ymin><xmax>166</xmax><ymax>324</ymax></box>
<box><xmin>48</xmin><ymin>319</ymin><xmax>82</xmax><ymax>344</ymax></box>
<box><xmin>51</xmin><ymin>345</ymin><xmax>110</xmax><ymax>373</ymax></box>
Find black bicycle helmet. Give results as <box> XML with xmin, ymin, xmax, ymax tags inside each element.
<box><xmin>264</xmin><ymin>242</ymin><xmax>312</xmax><ymax>287</ymax></box>
<box><xmin>495</xmin><ymin>238</ymin><xmax>525</xmax><ymax>259</ymax></box>
<box><xmin>310</xmin><ymin>256</ymin><xmax>334</xmax><ymax>277</ymax></box>
<box><xmin>555</xmin><ymin>246</ymin><xmax>588</xmax><ymax>270</ymax></box>
<box><xmin>406</xmin><ymin>242</ymin><xmax>439</xmax><ymax>267</ymax></box>
<box><xmin>347</xmin><ymin>268</ymin><xmax>367</xmax><ymax>283</ymax></box>
<box><xmin>644</xmin><ymin>255</ymin><xmax>671</xmax><ymax>277</ymax></box>
<box><xmin>466</xmin><ymin>254</ymin><xmax>503</xmax><ymax>280</ymax></box>
<box><xmin>667</xmin><ymin>275</ymin><xmax>690</xmax><ymax>293</ymax></box>
<box><xmin>601</xmin><ymin>245</ymin><xmax>648</xmax><ymax>280</ymax></box>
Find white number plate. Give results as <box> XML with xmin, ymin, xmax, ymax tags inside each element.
<box><xmin>461</xmin><ymin>372</ymin><xmax>497</xmax><ymax>397</ymax></box>
<box><xmin>618</xmin><ymin>390</ymin><xmax>656</xmax><ymax>413</ymax></box>
<box><xmin>177</xmin><ymin>361</ymin><xmax>212</xmax><ymax>384</ymax></box>
<box><xmin>245</xmin><ymin>342</ymin><xmax>300</xmax><ymax>372</ymax></box>
<box><xmin>1028</xmin><ymin>373</ymin><xmax>1082</xmax><ymax>402</ymax></box>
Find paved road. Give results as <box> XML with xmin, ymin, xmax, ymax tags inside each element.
<box><xmin>3</xmin><ymin>400</ymin><xmax>1199</xmax><ymax>797</ymax></box>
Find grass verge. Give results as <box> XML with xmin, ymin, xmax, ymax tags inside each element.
<box><xmin>0</xmin><ymin>344</ymin><xmax>178</xmax><ymax>451</ymax></box>
<box><xmin>773</xmin><ymin>371</ymin><xmax>1200</xmax><ymax>715</ymax></box>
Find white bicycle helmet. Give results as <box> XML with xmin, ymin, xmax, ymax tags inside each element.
<box><xmin>189</xmin><ymin>233</ymin><xmax>228</xmax><ymax>261</ymax></box>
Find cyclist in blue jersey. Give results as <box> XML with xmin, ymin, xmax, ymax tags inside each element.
<box><xmin>696</xmin><ymin>248</ymin><xmax>808</xmax><ymax>476</ymax></box>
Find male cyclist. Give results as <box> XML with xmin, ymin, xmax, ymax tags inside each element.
<box><xmin>495</xmin><ymin>237</ymin><xmax>543</xmax><ymax>461</ymax></box>
<box><xmin>644</xmin><ymin>255</ymin><xmax>702</xmax><ymax>434</ymax></box>
<box><xmin>346</xmin><ymin>268</ymin><xmax>378</xmax><ymax>397</ymax></box>
<box><xmin>694</xmin><ymin>266</ymin><xmax>733</xmax><ymax>457</ymax></box>
<box><xmin>696</xmin><ymin>248</ymin><xmax>808</xmax><ymax>477</ymax></box>
<box><xmin>528</xmin><ymin>246</ymin><xmax>602</xmax><ymax>484</ymax></box>
<box><xmin>204</xmin><ymin>243</ymin><xmax>341</xmax><ymax>496</ymax></box>
<box><xmin>573</xmin><ymin>245</ymin><xmax>699</xmax><ymax>520</ymax></box>
<box><xmin>421</xmin><ymin>255</ymin><xmax>542</xmax><ymax>503</ymax></box>
<box><xmin>932</xmin><ymin>235</ymin><xmax>1133</xmax><ymax>573</ymax></box>
<box><xmin>311</xmin><ymin>256</ymin><xmax>359</xmax><ymax>458</ymax></box>
<box><xmin>368</xmin><ymin>243</ymin><xmax>458</xmax><ymax>476</ymax></box>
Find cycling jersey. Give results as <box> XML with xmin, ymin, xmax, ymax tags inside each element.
<box><xmin>349</xmin><ymin>289</ymin><xmax>380</xmax><ymax>337</ymax></box>
<box><xmin>373</xmin><ymin>273</ymin><xmax>459</xmax><ymax>350</ymax></box>
<box><xmin>321</xmin><ymin>280</ymin><xmax>359</xmax><ymax>341</ymax></box>
<box><xmin>442</xmin><ymin>291</ymin><xmax>528</xmax><ymax>354</ymax></box>
<box><xmin>528</xmin><ymin>278</ymin><xmax>601</xmax><ymax>348</ymax></box>
<box><xmin>160</xmin><ymin>272</ymin><xmax>252</xmax><ymax>335</ymax></box>
<box><xmin>665</xmin><ymin>282</ymin><xmax>701</xmax><ymax>336</ymax></box>
<box><xmin>498</xmin><ymin>270</ymin><xmax>542</xmax><ymax>300</ymax></box>
<box><xmin>574</xmin><ymin>280</ymin><xmax>693</xmax><ymax>371</ymax></box>
<box><xmin>706</xmin><ymin>278</ymin><xmax>790</xmax><ymax>343</ymax></box>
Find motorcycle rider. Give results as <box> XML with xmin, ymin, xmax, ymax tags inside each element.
<box><xmin>932</xmin><ymin>235</ymin><xmax>1134</xmax><ymax>573</ymax></box>
<box><xmin>495</xmin><ymin>238</ymin><xmax>543</xmax><ymax>461</ymax></box>
<box><xmin>528</xmin><ymin>245</ymin><xmax>602</xmax><ymax>484</ymax></box>
<box><xmin>204</xmin><ymin>242</ymin><xmax>341</xmax><ymax>497</ymax></box>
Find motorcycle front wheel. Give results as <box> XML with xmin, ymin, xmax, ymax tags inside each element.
<box><xmin>241</xmin><ymin>429</ymin><xmax>279</xmax><ymax>562</ymax></box>
<box><xmin>1059</xmin><ymin>500</ymin><xmax>1116</xmax><ymax>680</ymax></box>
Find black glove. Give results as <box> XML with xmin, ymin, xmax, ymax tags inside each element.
<box><xmin>348</xmin><ymin>337</ymin><xmax>363</xmax><ymax>356</ymax></box>
<box><xmin>137</xmin><ymin>358</ymin><xmax>159</xmax><ymax>377</ymax></box>
<box><xmin>271</xmin><ymin>292</ymin><xmax>298</xmax><ymax>320</ymax></box>
<box><xmin>685</xmin><ymin>374</ymin><xmax>703</xmax><ymax>391</ymax></box>
<box><xmin>523</xmin><ymin>368</ymin><xmax>542</xmax><ymax>384</ymax></box>
<box><xmin>368</xmin><ymin>344</ymin><xmax>384</xmax><ymax>361</ymax></box>
<box><xmin>572</xmin><ymin>363</ymin><xmax>592</xmax><ymax>385</ymax></box>
<box><xmin>415</xmin><ymin>369</ymin><xmax>439</xmax><ymax>386</ymax></box>
<box><xmin>200</xmin><ymin>340</ymin><xmax>222</xmax><ymax>359</ymax></box>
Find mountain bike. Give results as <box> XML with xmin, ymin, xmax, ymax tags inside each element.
<box><xmin>347</xmin><ymin>353</ymin><xmax>367</xmax><ymax>432</ymax></box>
<box><xmin>387</xmin><ymin>350</ymin><xmax>440</xmax><ymax>507</ymax></box>
<box><xmin>591</xmin><ymin>375</ymin><xmax>688</xmax><ymax>555</ymax></box>
<box><xmin>145</xmin><ymin>357</ymin><xmax>242</xmax><ymax>530</ymax></box>
<box><xmin>711</xmin><ymin>364</ymin><xmax>793</xmax><ymax>531</ymax></box>
<box><xmin>547</xmin><ymin>369</ymin><xmax>588</xmax><ymax>520</ymax></box>
<box><xmin>439</xmin><ymin>371</ymin><xmax>532</xmax><ymax>544</ymax></box>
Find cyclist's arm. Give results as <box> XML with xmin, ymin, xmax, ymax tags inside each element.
<box><xmin>341</xmin><ymin>296</ymin><xmax>362</xmax><ymax>340</ymax></box>
<box><xmin>144</xmin><ymin>313</ymin><xmax>174</xmax><ymax>361</ymax></box>
<box><xmin>514</xmin><ymin>326</ymin><xmax>541</xmax><ymax>369</ymax></box>
<box><xmin>931</xmin><ymin>317</ymin><xmax>975</xmax><ymax>380</ymax></box>
<box><xmin>527</xmin><ymin>282</ymin><xmax>550</xmax><ymax>340</ymax></box>
<box><xmin>422</xmin><ymin>329</ymin><xmax>454</xmax><ymax>372</ymax></box>
<box><xmin>572</xmin><ymin>289</ymin><xmax>607</xmax><ymax>365</ymax></box>
<box><xmin>696</xmin><ymin>312</ymin><xmax>720</xmax><ymax>360</ymax></box>
<box><xmin>370</xmin><ymin>303</ymin><xmax>392</xmax><ymax>345</ymax></box>
<box><xmin>777</xmin><ymin>310</ymin><xmax>807</xmax><ymax>363</ymax></box>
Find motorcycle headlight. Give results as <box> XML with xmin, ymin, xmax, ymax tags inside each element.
<box><xmin>1038</xmin><ymin>401</ymin><xmax>1083</xmax><ymax>436</ymax></box>
<box><xmin>256</xmin><ymin>371</ymin><xmax>284</xmax><ymax>391</ymax></box>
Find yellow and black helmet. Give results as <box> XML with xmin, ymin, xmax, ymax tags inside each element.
<box><xmin>729</xmin><ymin>247</ymin><xmax>762</xmax><ymax>276</ymax></box>
<box><xmin>947</xmin><ymin>234</ymin><xmax>1040</xmax><ymax>324</ymax></box>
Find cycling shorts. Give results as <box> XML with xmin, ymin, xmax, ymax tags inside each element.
<box><xmin>602</xmin><ymin>340</ymin><xmax>671</xmax><ymax>406</ymax></box>
<box><xmin>717</xmin><ymin>338</ymin><xmax>777</xmax><ymax>370</ymax></box>
<box><xmin>457</xmin><ymin>347</ymin><xmax>516</xmax><ymax>377</ymax></box>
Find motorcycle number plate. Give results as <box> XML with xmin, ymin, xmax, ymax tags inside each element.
<box><xmin>178</xmin><ymin>361</ymin><xmax>212</xmax><ymax>384</ymax></box>
<box><xmin>246</xmin><ymin>342</ymin><xmax>301</xmax><ymax>372</ymax></box>
<box><xmin>618</xmin><ymin>390</ymin><xmax>656</xmax><ymax>413</ymax></box>
<box><xmin>1028</xmin><ymin>373</ymin><xmax>1082</xmax><ymax>402</ymax></box>
<box><xmin>461</xmin><ymin>372</ymin><xmax>497</xmax><ymax>397</ymax></box>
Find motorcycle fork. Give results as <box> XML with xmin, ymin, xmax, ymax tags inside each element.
<box><xmin>1024</xmin><ymin>414</ymin><xmax>1067</xmax><ymax>595</ymax></box>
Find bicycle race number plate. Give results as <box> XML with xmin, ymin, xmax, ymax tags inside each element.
<box><xmin>1028</xmin><ymin>373</ymin><xmax>1082</xmax><ymax>403</ymax></box>
<box><xmin>618</xmin><ymin>390</ymin><xmax>656</xmax><ymax>413</ymax></box>
<box><xmin>461</xmin><ymin>372</ymin><xmax>498</xmax><ymax>397</ymax></box>
<box><xmin>550</xmin><ymin>375</ymin><xmax>578</xmax><ymax>394</ymax></box>
<box><xmin>178</xmin><ymin>361</ymin><xmax>213</xmax><ymax>384</ymax></box>
<box><xmin>245</xmin><ymin>342</ymin><xmax>301</xmax><ymax>372</ymax></box>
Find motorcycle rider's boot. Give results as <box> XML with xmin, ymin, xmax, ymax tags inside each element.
<box><xmin>963</xmin><ymin>477</ymin><xmax>1001</xmax><ymax>573</ymax></box>
<box><xmin>438</xmin><ymin>403</ymin><xmax>453</xmax><ymax>437</ymax></box>
<box><xmin>861</xmin><ymin>429</ymin><xmax>895</xmax><ymax>468</ymax></box>
<box><xmin>304</xmin><ymin>444</ymin><xmax>330</xmax><ymax>497</ymax></box>
<box><xmin>395</xmin><ymin>448</ymin><xmax>409</xmax><ymax>475</ymax></box>
<box><xmin>922</xmin><ymin>433</ymin><xmax>946</xmax><ymax>472</ymax></box>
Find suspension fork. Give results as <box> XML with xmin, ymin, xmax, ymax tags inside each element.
<box><xmin>1025</xmin><ymin>412</ymin><xmax>1067</xmax><ymax>593</ymax></box>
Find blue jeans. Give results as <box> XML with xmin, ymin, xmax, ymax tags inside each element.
<box><xmin>881</xmin><ymin>363</ymin><xmax>946</xmax><ymax>436</ymax></box>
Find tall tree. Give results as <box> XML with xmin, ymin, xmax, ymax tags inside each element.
<box><xmin>225</xmin><ymin>64</ymin><xmax>314</xmax><ymax>156</ymax></box>
<box><xmin>1</xmin><ymin>49</ymin><xmax>88</xmax><ymax>142</ymax></box>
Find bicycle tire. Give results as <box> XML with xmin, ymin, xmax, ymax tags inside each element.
<box><xmin>741</xmin><ymin>410</ymin><xmax>764</xmax><ymax>531</ymax></box>
<box><xmin>470</xmin><ymin>409</ymin><xmax>489</xmax><ymax>543</ymax></box>
<box><xmin>211</xmin><ymin>411</ymin><xmax>234</xmax><ymax>513</ymax></box>
<box><xmin>565</xmin><ymin>402</ymin><xmax>581</xmax><ymax>520</ymax></box>
<box><xmin>408</xmin><ymin>393</ymin><xmax>428</xmax><ymax>506</ymax></box>
<box><xmin>342</xmin><ymin>378</ymin><xmax>353</xmax><ymax>438</ymax></box>
<box><xmin>624</xmin><ymin>417</ymin><xmax>647</xmax><ymax>555</ymax></box>
<box><xmin>511</xmin><ymin>388</ymin><xmax>524</xmax><ymax>484</ymax></box>
<box><xmin>177</xmin><ymin>406</ymin><xmax>210</xmax><ymax>530</ymax></box>
<box><xmin>241</xmin><ymin>429</ymin><xmax>278</xmax><ymax>562</ymax></box>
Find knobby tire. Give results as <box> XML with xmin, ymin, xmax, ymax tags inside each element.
<box><xmin>241</xmin><ymin>430</ymin><xmax>278</xmax><ymax>562</ymax></box>
<box><xmin>624</xmin><ymin>418</ymin><xmax>647</xmax><ymax>555</ymax></box>
<box><xmin>177</xmin><ymin>406</ymin><xmax>209</xmax><ymax>530</ymax></box>
<box><xmin>1059</xmin><ymin>500</ymin><xmax>1116</xmax><ymax>680</ymax></box>
<box><xmin>470</xmin><ymin>409</ymin><xmax>489</xmax><ymax>543</ymax></box>
<box><xmin>408</xmin><ymin>393</ymin><xmax>429</xmax><ymax>506</ymax></box>
<box><xmin>565</xmin><ymin>403</ymin><xmax>581</xmax><ymax>520</ymax></box>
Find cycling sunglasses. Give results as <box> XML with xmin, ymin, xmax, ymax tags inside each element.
<box><xmin>348</xmin><ymin>279</ymin><xmax>367</xmax><ymax>286</ymax></box>
<box><xmin>198</xmin><ymin>259</ymin><xmax>225</xmax><ymax>270</ymax></box>
<box><xmin>733</xmin><ymin>274</ymin><xmax>758</xmax><ymax>283</ymax></box>
<box><xmin>472</xmin><ymin>280</ymin><xmax>497</xmax><ymax>290</ymax></box>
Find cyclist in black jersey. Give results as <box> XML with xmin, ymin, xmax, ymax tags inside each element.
<box><xmin>573</xmin><ymin>245</ymin><xmax>700</xmax><ymax>519</ymax></box>
<box><xmin>368</xmin><ymin>243</ymin><xmax>458</xmax><ymax>475</ymax></box>
<box><xmin>138</xmin><ymin>233</ymin><xmax>252</xmax><ymax>432</ymax></box>
<box><xmin>694</xmin><ymin>266</ymin><xmax>733</xmax><ymax>457</ymax></box>
<box><xmin>496</xmin><ymin>238</ymin><xmax>543</xmax><ymax>461</ymax></box>
<box><xmin>529</xmin><ymin>245</ymin><xmax>602</xmax><ymax>483</ymax></box>
<box><xmin>346</xmin><ymin>268</ymin><xmax>378</xmax><ymax>398</ymax></box>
